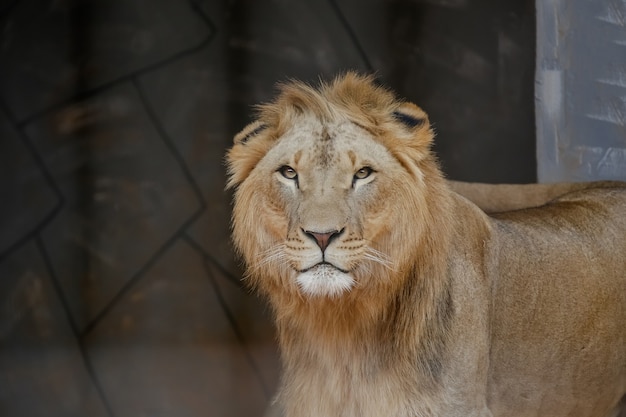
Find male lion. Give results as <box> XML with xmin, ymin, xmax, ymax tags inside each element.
<box><xmin>226</xmin><ymin>73</ymin><xmax>626</xmax><ymax>417</ymax></box>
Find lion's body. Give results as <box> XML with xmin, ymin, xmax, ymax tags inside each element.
<box><xmin>226</xmin><ymin>73</ymin><xmax>626</xmax><ymax>417</ymax></box>
<box><xmin>487</xmin><ymin>190</ymin><xmax>626</xmax><ymax>417</ymax></box>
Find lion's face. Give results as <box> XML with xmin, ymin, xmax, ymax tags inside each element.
<box><xmin>227</xmin><ymin>73</ymin><xmax>441</xmax><ymax>299</ymax></box>
<box><xmin>252</xmin><ymin>114</ymin><xmax>404</xmax><ymax>297</ymax></box>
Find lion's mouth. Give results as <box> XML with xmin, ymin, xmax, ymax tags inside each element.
<box><xmin>300</xmin><ymin>261</ymin><xmax>349</xmax><ymax>274</ymax></box>
<box><xmin>295</xmin><ymin>262</ymin><xmax>354</xmax><ymax>297</ymax></box>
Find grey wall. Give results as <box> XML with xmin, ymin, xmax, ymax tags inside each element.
<box><xmin>536</xmin><ymin>0</ymin><xmax>626</xmax><ymax>182</ymax></box>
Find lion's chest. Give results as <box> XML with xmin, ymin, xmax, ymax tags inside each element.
<box><xmin>281</xmin><ymin>349</ymin><xmax>438</xmax><ymax>417</ymax></box>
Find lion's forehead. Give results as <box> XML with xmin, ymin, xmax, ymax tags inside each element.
<box><xmin>282</xmin><ymin>117</ymin><xmax>362</xmax><ymax>147</ymax></box>
<box><xmin>275</xmin><ymin>116</ymin><xmax>391</xmax><ymax>168</ymax></box>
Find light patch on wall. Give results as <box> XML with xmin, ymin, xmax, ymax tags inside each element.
<box><xmin>538</xmin><ymin>70</ymin><xmax>563</xmax><ymax>121</ymax></box>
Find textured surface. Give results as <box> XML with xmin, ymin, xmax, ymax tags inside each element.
<box><xmin>536</xmin><ymin>0</ymin><xmax>626</xmax><ymax>182</ymax></box>
<box><xmin>0</xmin><ymin>242</ymin><xmax>109</xmax><ymax>417</ymax></box>
<box><xmin>0</xmin><ymin>0</ymin><xmax>535</xmax><ymax>415</ymax></box>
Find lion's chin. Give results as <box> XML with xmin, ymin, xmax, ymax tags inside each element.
<box><xmin>295</xmin><ymin>263</ymin><xmax>354</xmax><ymax>298</ymax></box>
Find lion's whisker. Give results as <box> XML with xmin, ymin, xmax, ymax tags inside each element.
<box><xmin>363</xmin><ymin>247</ymin><xmax>396</xmax><ymax>271</ymax></box>
<box><xmin>251</xmin><ymin>244</ymin><xmax>288</xmax><ymax>273</ymax></box>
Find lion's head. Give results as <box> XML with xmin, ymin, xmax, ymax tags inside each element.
<box><xmin>226</xmin><ymin>73</ymin><xmax>452</xmax><ymax>301</ymax></box>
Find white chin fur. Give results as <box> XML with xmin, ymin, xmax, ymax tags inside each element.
<box><xmin>295</xmin><ymin>264</ymin><xmax>354</xmax><ymax>297</ymax></box>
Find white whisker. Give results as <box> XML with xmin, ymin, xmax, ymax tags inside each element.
<box><xmin>363</xmin><ymin>247</ymin><xmax>396</xmax><ymax>271</ymax></box>
<box><xmin>251</xmin><ymin>244</ymin><xmax>288</xmax><ymax>273</ymax></box>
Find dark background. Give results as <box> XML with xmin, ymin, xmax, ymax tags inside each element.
<box><xmin>0</xmin><ymin>0</ymin><xmax>535</xmax><ymax>416</ymax></box>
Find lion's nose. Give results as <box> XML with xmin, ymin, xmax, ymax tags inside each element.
<box><xmin>303</xmin><ymin>229</ymin><xmax>343</xmax><ymax>253</ymax></box>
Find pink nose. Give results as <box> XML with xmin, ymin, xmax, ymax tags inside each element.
<box><xmin>303</xmin><ymin>229</ymin><xmax>342</xmax><ymax>253</ymax></box>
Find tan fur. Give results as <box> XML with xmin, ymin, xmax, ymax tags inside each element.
<box><xmin>447</xmin><ymin>180</ymin><xmax>626</xmax><ymax>213</ymax></box>
<box><xmin>226</xmin><ymin>73</ymin><xmax>626</xmax><ymax>417</ymax></box>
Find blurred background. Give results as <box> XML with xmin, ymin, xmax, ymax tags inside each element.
<box><xmin>0</xmin><ymin>0</ymin><xmax>624</xmax><ymax>416</ymax></box>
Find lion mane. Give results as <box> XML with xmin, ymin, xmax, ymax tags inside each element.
<box><xmin>226</xmin><ymin>73</ymin><xmax>626</xmax><ymax>417</ymax></box>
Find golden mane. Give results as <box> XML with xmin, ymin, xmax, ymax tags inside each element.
<box><xmin>227</xmin><ymin>72</ymin><xmax>454</xmax><ymax>369</ymax></box>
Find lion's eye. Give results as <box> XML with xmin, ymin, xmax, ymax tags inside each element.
<box><xmin>279</xmin><ymin>165</ymin><xmax>298</xmax><ymax>180</ymax></box>
<box><xmin>354</xmin><ymin>167</ymin><xmax>373</xmax><ymax>180</ymax></box>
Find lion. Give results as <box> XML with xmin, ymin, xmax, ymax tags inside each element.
<box><xmin>226</xmin><ymin>73</ymin><xmax>626</xmax><ymax>417</ymax></box>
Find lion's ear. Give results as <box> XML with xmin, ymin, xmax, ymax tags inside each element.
<box><xmin>392</xmin><ymin>102</ymin><xmax>429</xmax><ymax>131</ymax></box>
<box><xmin>390</xmin><ymin>102</ymin><xmax>433</xmax><ymax>150</ymax></box>
<box><xmin>392</xmin><ymin>111</ymin><xmax>424</xmax><ymax>128</ymax></box>
<box><xmin>384</xmin><ymin>102</ymin><xmax>434</xmax><ymax>177</ymax></box>
<box><xmin>233</xmin><ymin>120</ymin><xmax>267</xmax><ymax>145</ymax></box>
<box><xmin>226</xmin><ymin>121</ymin><xmax>273</xmax><ymax>189</ymax></box>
